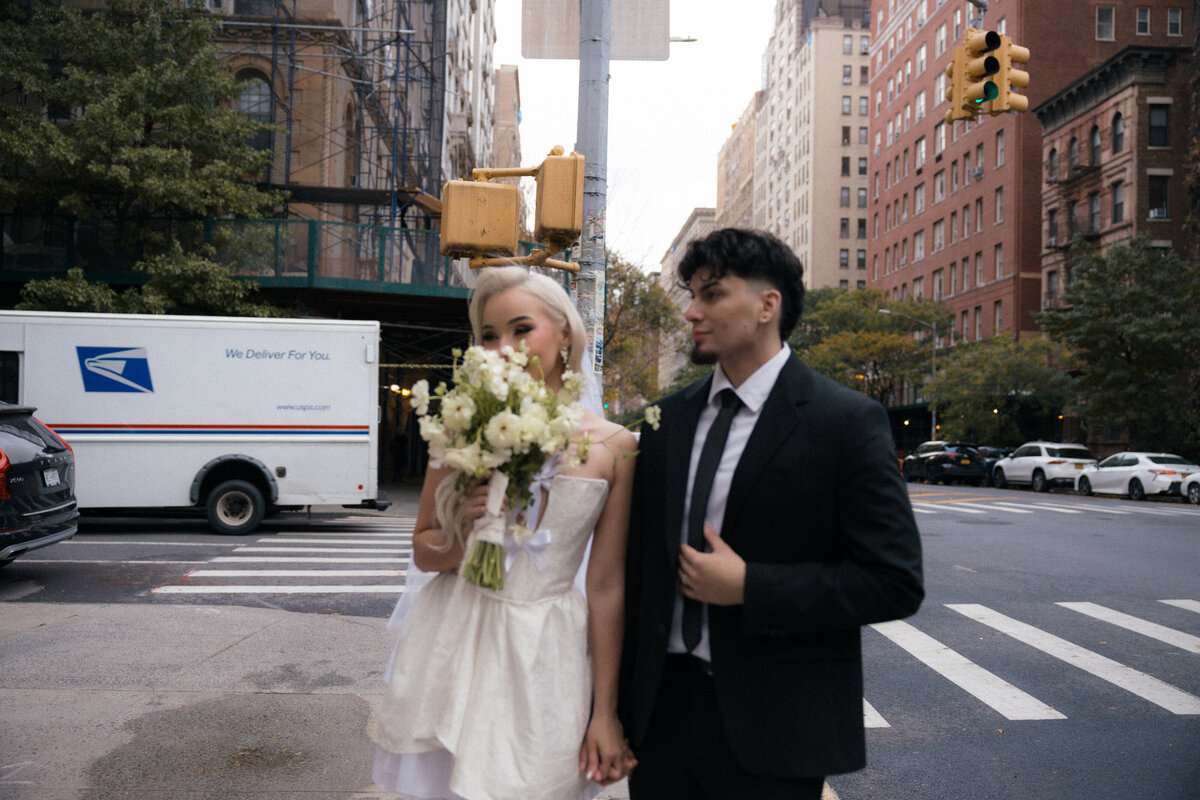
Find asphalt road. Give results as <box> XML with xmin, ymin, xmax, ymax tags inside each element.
<box><xmin>2</xmin><ymin>484</ymin><xmax>1198</xmax><ymax>800</ymax></box>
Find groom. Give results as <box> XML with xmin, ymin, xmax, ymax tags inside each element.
<box><xmin>619</xmin><ymin>228</ymin><xmax>924</xmax><ymax>799</ymax></box>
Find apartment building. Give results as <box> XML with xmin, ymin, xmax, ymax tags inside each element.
<box><xmin>867</xmin><ymin>0</ymin><xmax>1191</xmax><ymax>345</ymax></box>
<box><xmin>716</xmin><ymin>92</ymin><xmax>762</xmax><ymax>231</ymax></box>
<box><xmin>657</xmin><ymin>207</ymin><xmax>717</xmax><ymax>390</ymax></box>
<box><xmin>754</xmin><ymin>1</ymin><xmax>874</xmax><ymax>290</ymax></box>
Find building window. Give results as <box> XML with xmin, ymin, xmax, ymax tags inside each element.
<box><xmin>949</xmin><ymin>264</ymin><xmax>956</xmax><ymax>296</ymax></box>
<box><xmin>934</xmin><ymin>170</ymin><xmax>945</xmax><ymax>202</ymax></box>
<box><xmin>858</xmin><ymin>188</ymin><xmax>868</xmax><ymax>208</ymax></box>
<box><xmin>915</xmin><ymin>182</ymin><xmax>926</xmax><ymax>214</ymax></box>
<box><xmin>950</xmin><ymin>210</ymin><xmax>958</xmax><ymax>242</ymax></box>
<box><xmin>933</xmin><ymin>268</ymin><xmax>944</xmax><ymax>299</ymax></box>
<box><xmin>1148</xmin><ymin>174</ymin><xmax>1170</xmax><ymax>218</ymax></box>
<box><xmin>858</xmin><ymin>157</ymin><xmax>868</xmax><ymax>176</ymax></box>
<box><xmin>1112</xmin><ymin>113</ymin><xmax>1125</xmax><ymax>153</ymax></box>
<box><xmin>914</xmin><ymin>230</ymin><xmax>925</xmax><ymax>261</ymax></box>
<box><xmin>840</xmin><ymin>249</ymin><xmax>850</xmax><ymax>268</ymax></box>
<box><xmin>1068</xmin><ymin>137</ymin><xmax>1079</xmax><ymax>171</ymax></box>
<box><xmin>843</xmin><ymin>126</ymin><xmax>852</xmax><ymax>145</ymax></box>
<box><xmin>975</xmin><ymin>198</ymin><xmax>984</xmax><ymax>233</ymax></box>
<box><xmin>994</xmin><ymin>244</ymin><xmax>1004</xmax><ymax>279</ymax></box>
<box><xmin>936</xmin><ymin>23</ymin><xmax>947</xmax><ymax>55</ymax></box>
<box><xmin>1088</xmin><ymin>192</ymin><xmax>1101</xmax><ymax>233</ymax></box>
<box><xmin>915</xmin><ymin>136</ymin><xmax>926</xmax><ymax>168</ymax></box>
<box><xmin>1095</xmin><ymin>6</ymin><xmax>1115</xmax><ymax>40</ymax></box>
<box><xmin>974</xmin><ymin>306</ymin><xmax>982</xmax><ymax>340</ymax></box>
<box><xmin>935</xmin><ymin>122</ymin><xmax>946</xmax><ymax>154</ymax></box>
<box><xmin>1136</xmin><ymin>7</ymin><xmax>1150</xmax><ymax>34</ymax></box>
<box><xmin>1112</xmin><ymin>181</ymin><xmax>1124</xmax><ymax>224</ymax></box>
<box><xmin>1047</xmin><ymin>208</ymin><xmax>1058</xmax><ymax>246</ymax></box>
<box><xmin>840</xmin><ymin>187</ymin><xmax>851</xmax><ymax>207</ymax></box>
<box><xmin>994</xmin><ymin>300</ymin><xmax>1003</xmax><ymax>332</ymax></box>
<box><xmin>843</xmin><ymin>35</ymin><xmax>853</xmax><ymax>54</ymax></box>
<box><xmin>843</xmin><ymin>96</ymin><xmax>852</xmax><ymax>115</ymax></box>
<box><xmin>1149</xmin><ymin>104</ymin><xmax>1170</xmax><ymax>147</ymax></box>
<box><xmin>843</xmin><ymin>65</ymin><xmax>854</xmax><ymax>84</ymax></box>
<box><xmin>860</xmin><ymin>66</ymin><xmax>870</xmax><ymax>85</ymax></box>
<box><xmin>840</xmin><ymin>218</ymin><xmax>850</xmax><ymax>238</ymax></box>
<box><xmin>236</xmin><ymin>73</ymin><xmax>273</xmax><ymax>151</ymax></box>
<box><xmin>1168</xmin><ymin>7</ymin><xmax>1182</xmax><ymax>35</ymax></box>
<box><xmin>858</xmin><ymin>218</ymin><xmax>868</xmax><ymax>239</ymax></box>
<box><xmin>859</xmin><ymin>97</ymin><xmax>869</xmax><ymax>116</ymax></box>
<box><xmin>913</xmin><ymin>276</ymin><xmax>924</xmax><ymax>299</ymax></box>
<box><xmin>859</xmin><ymin>126</ymin><xmax>869</xmax><ymax>145</ymax></box>
<box><xmin>996</xmin><ymin>130</ymin><xmax>1005</xmax><ymax>166</ymax></box>
<box><xmin>862</xmin><ymin>35</ymin><xmax>870</xmax><ymax>54</ymax></box>
<box><xmin>1048</xmin><ymin>148</ymin><xmax>1059</xmax><ymax>180</ymax></box>
<box><xmin>933</xmin><ymin>219</ymin><xmax>945</xmax><ymax>252</ymax></box>
<box><xmin>857</xmin><ymin>249</ymin><xmax>867</xmax><ymax>269</ymax></box>
<box><xmin>842</xmin><ymin>157</ymin><xmax>851</xmax><ymax>177</ymax></box>
<box><xmin>839</xmin><ymin>280</ymin><xmax>850</xmax><ymax>289</ymax></box>
<box><xmin>1047</xmin><ymin>270</ymin><xmax>1059</xmax><ymax>299</ymax></box>
<box><xmin>995</xmin><ymin>187</ymin><xmax>1004</xmax><ymax>223</ymax></box>
<box><xmin>1067</xmin><ymin>200</ymin><xmax>1078</xmax><ymax>237</ymax></box>
<box><xmin>1090</xmin><ymin>126</ymin><xmax>1101</xmax><ymax>165</ymax></box>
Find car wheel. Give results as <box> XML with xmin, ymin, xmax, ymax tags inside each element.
<box><xmin>1078</xmin><ymin>476</ymin><xmax>1092</xmax><ymax>496</ymax></box>
<box><xmin>1188</xmin><ymin>483</ymin><xmax>1200</xmax><ymax>505</ymax></box>
<box><xmin>993</xmin><ymin>468</ymin><xmax>1008</xmax><ymax>489</ymax></box>
<box><xmin>1128</xmin><ymin>478</ymin><xmax>1146</xmax><ymax>502</ymax></box>
<box><xmin>206</xmin><ymin>479</ymin><xmax>266</xmax><ymax>535</ymax></box>
<box><xmin>1031</xmin><ymin>470</ymin><xmax>1048</xmax><ymax>493</ymax></box>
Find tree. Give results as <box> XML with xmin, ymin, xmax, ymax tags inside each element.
<box><xmin>602</xmin><ymin>252</ymin><xmax>686</xmax><ymax>413</ymax></box>
<box><xmin>16</xmin><ymin>244</ymin><xmax>284</xmax><ymax>317</ymax></box>
<box><xmin>1037</xmin><ymin>237</ymin><xmax>1200</xmax><ymax>454</ymax></box>
<box><xmin>926</xmin><ymin>335</ymin><xmax>1077</xmax><ymax>445</ymax></box>
<box><xmin>0</xmin><ymin>1</ymin><xmax>282</xmax><ymax>227</ymax></box>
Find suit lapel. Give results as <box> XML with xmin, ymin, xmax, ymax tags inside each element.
<box><xmin>722</xmin><ymin>356</ymin><xmax>812</xmax><ymax>535</ymax></box>
<box><xmin>664</xmin><ymin>376</ymin><xmax>712</xmax><ymax>566</ymax></box>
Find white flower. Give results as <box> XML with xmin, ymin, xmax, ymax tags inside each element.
<box><xmin>486</xmin><ymin>410</ymin><xmax>523</xmax><ymax>451</ymax></box>
<box><xmin>442</xmin><ymin>392</ymin><xmax>476</xmax><ymax>432</ymax></box>
<box><xmin>418</xmin><ymin>415</ymin><xmax>448</xmax><ymax>451</ymax></box>
<box><xmin>410</xmin><ymin>380</ymin><xmax>430</xmax><ymax>415</ymax></box>
<box><xmin>644</xmin><ymin>404</ymin><xmax>662</xmax><ymax>430</ymax></box>
<box><xmin>443</xmin><ymin>443</ymin><xmax>486</xmax><ymax>477</ymax></box>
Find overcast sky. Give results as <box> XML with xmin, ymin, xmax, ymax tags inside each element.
<box><xmin>492</xmin><ymin>1</ymin><xmax>777</xmax><ymax>269</ymax></box>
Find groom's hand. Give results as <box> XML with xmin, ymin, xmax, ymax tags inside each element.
<box><xmin>679</xmin><ymin>525</ymin><xmax>746</xmax><ymax>605</ymax></box>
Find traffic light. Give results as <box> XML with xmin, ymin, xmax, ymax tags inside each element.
<box><xmin>439</xmin><ymin>180</ymin><xmax>520</xmax><ymax>258</ymax></box>
<box><xmin>991</xmin><ymin>35</ymin><xmax>1030</xmax><ymax>114</ymax></box>
<box><xmin>962</xmin><ymin>28</ymin><xmax>1001</xmax><ymax>111</ymax></box>
<box><xmin>944</xmin><ymin>45</ymin><xmax>972</xmax><ymax>124</ymax></box>
<box><xmin>533</xmin><ymin>149</ymin><xmax>585</xmax><ymax>251</ymax></box>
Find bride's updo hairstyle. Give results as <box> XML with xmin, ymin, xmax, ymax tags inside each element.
<box><xmin>468</xmin><ymin>266</ymin><xmax>587</xmax><ymax>376</ymax></box>
<box><xmin>432</xmin><ymin>266</ymin><xmax>588</xmax><ymax>550</ymax></box>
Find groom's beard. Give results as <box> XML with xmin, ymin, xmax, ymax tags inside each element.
<box><xmin>690</xmin><ymin>345</ymin><xmax>717</xmax><ymax>365</ymax></box>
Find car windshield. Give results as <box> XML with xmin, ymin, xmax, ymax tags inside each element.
<box><xmin>1049</xmin><ymin>447</ymin><xmax>1094</xmax><ymax>459</ymax></box>
<box><xmin>1147</xmin><ymin>456</ymin><xmax>1194</xmax><ymax>466</ymax></box>
<box><xmin>946</xmin><ymin>446</ymin><xmax>979</xmax><ymax>454</ymax></box>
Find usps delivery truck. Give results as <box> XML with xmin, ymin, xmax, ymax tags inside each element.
<box><xmin>0</xmin><ymin>311</ymin><xmax>389</xmax><ymax>534</ymax></box>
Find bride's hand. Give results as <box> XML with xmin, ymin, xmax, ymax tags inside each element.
<box><xmin>578</xmin><ymin>714</ymin><xmax>635</xmax><ymax>785</ymax></box>
<box><xmin>461</xmin><ymin>476</ymin><xmax>500</xmax><ymax>531</ymax></box>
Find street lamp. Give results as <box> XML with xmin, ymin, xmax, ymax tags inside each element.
<box><xmin>879</xmin><ymin>308</ymin><xmax>939</xmax><ymax>436</ymax></box>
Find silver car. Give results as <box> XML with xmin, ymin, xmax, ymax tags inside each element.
<box><xmin>1075</xmin><ymin>452</ymin><xmax>1200</xmax><ymax>501</ymax></box>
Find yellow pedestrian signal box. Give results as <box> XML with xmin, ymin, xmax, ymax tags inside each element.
<box><xmin>993</xmin><ymin>36</ymin><xmax>1031</xmax><ymax>113</ymax></box>
<box><xmin>439</xmin><ymin>180</ymin><xmax>520</xmax><ymax>258</ymax></box>
<box><xmin>963</xmin><ymin>28</ymin><xmax>1001</xmax><ymax>110</ymax></box>
<box><xmin>534</xmin><ymin>151</ymin><xmax>585</xmax><ymax>251</ymax></box>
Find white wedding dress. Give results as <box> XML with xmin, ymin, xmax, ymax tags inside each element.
<box><xmin>373</xmin><ymin>475</ymin><xmax>610</xmax><ymax>800</ymax></box>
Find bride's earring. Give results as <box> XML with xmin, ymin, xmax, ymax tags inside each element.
<box><xmin>560</xmin><ymin>345</ymin><xmax>570</xmax><ymax>369</ymax></box>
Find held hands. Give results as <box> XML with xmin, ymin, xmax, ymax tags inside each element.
<box><xmin>579</xmin><ymin>714</ymin><xmax>637</xmax><ymax>785</ymax></box>
<box><xmin>679</xmin><ymin>525</ymin><xmax>746</xmax><ymax>606</ymax></box>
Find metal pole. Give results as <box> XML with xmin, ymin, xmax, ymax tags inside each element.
<box><xmin>930</xmin><ymin>321</ymin><xmax>938</xmax><ymax>436</ymax></box>
<box><xmin>574</xmin><ymin>0</ymin><xmax>611</xmax><ymax>400</ymax></box>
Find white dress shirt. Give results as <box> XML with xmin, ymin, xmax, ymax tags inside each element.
<box><xmin>667</xmin><ymin>344</ymin><xmax>791</xmax><ymax>661</ymax></box>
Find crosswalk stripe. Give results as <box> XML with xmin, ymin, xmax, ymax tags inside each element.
<box><xmin>1057</xmin><ymin>602</ymin><xmax>1200</xmax><ymax>654</ymax></box>
<box><xmin>212</xmin><ymin>556</ymin><xmax>409</xmax><ymax>563</ymax></box>
<box><xmin>189</xmin><ymin>569</ymin><xmax>404</xmax><ymax>578</ymax></box>
<box><xmin>233</xmin><ymin>546</ymin><xmax>411</xmax><ymax>554</ymax></box>
<box><xmin>862</xmin><ymin>699</ymin><xmax>890</xmax><ymax>728</ymax></box>
<box><xmin>911</xmin><ymin>507</ymin><xmax>936</xmax><ymax>514</ymax></box>
<box><xmin>263</xmin><ymin>532</ymin><xmax>413</xmax><ymax>538</ymax></box>
<box><xmin>152</xmin><ymin>584</ymin><xmax>406</xmax><ymax>594</ymax></box>
<box><xmin>912</xmin><ymin>502</ymin><xmax>986</xmax><ymax>515</ymax></box>
<box><xmin>1025</xmin><ymin>500</ymin><xmax>1129</xmax><ymax>514</ymax></box>
<box><xmin>871</xmin><ymin>620</ymin><xmax>1064</xmax><ymax>720</ymax></box>
<box><xmin>989</xmin><ymin>501</ymin><xmax>1081</xmax><ymax>515</ymax></box>
<box><xmin>1160</xmin><ymin>599</ymin><xmax>1200</xmax><ymax>614</ymax></box>
<box><xmin>955</xmin><ymin>503</ymin><xmax>1034</xmax><ymax>514</ymax></box>
<box><xmin>259</xmin><ymin>537</ymin><xmax>412</xmax><ymax>545</ymax></box>
<box><xmin>947</xmin><ymin>604</ymin><xmax>1200</xmax><ymax>714</ymax></box>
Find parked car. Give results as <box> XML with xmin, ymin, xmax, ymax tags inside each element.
<box><xmin>976</xmin><ymin>446</ymin><xmax>1014</xmax><ymax>486</ymax></box>
<box><xmin>992</xmin><ymin>442</ymin><xmax>1097</xmax><ymax>492</ymax></box>
<box><xmin>902</xmin><ymin>441</ymin><xmax>987</xmax><ymax>485</ymax></box>
<box><xmin>1182</xmin><ymin>471</ymin><xmax>1200</xmax><ymax>505</ymax></box>
<box><xmin>0</xmin><ymin>403</ymin><xmax>79</xmax><ymax>567</ymax></box>
<box><xmin>1075</xmin><ymin>452</ymin><xmax>1200</xmax><ymax>501</ymax></box>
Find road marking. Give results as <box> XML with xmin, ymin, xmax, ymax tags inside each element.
<box><xmin>189</xmin><ymin>569</ymin><xmax>405</xmax><ymax>578</ymax></box>
<box><xmin>152</xmin><ymin>584</ymin><xmax>406</xmax><ymax>594</ymax></box>
<box><xmin>263</xmin><ymin>532</ymin><xmax>413</xmax><ymax>539</ymax></box>
<box><xmin>955</xmin><ymin>503</ymin><xmax>1034</xmax><ymax>514</ymax></box>
<box><xmin>871</xmin><ymin>620</ymin><xmax>1064</xmax><ymax>720</ymax></box>
<box><xmin>1025</xmin><ymin>501</ymin><xmax>1125</xmax><ymax>514</ymax></box>
<box><xmin>947</xmin><ymin>604</ymin><xmax>1200</xmax><ymax>714</ymax></box>
<box><xmin>16</xmin><ymin>559</ymin><xmax>210</xmax><ymax>565</ymax></box>
<box><xmin>233</xmin><ymin>546</ymin><xmax>411</xmax><ymax>554</ymax></box>
<box><xmin>911</xmin><ymin>507</ymin><xmax>936</xmax><ymax>514</ymax></box>
<box><xmin>989</xmin><ymin>501</ymin><xmax>1081</xmax><ymax>515</ymax></box>
<box><xmin>862</xmin><ymin>699</ymin><xmax>890</xmax><ymax>728</ymax></box>
<box><xmin>212</xmin><ymin>556</ymin><xmax>409</xmax><ymax>564</ymax></box>
<box><xmin>1161</xmin><ymin>599</ymin><xmax>1200</xmax><ymax>614</ymax></box>
<box><xmin>911</xmin><ymin>502</ymin><xmax>986</xmax><ymax>515</ymax></box>
<box><xmin>258</xmin><ymin>537</ymin><xmax>412</xmax><ymax>545</ymax></box>
<box><xmin>1057</xmin><ymin>602</ymin><xmax>1200</xmax><ymax>654</ymax></box>
<box><xmin>66</xmin><ymin>540</ymin><xmax>242</xmax><ymax>547</ymax></box>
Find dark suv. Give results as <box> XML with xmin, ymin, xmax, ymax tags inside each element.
<box><xmin>902</xmin><ymin>441</ymin><xmax>987</xmax><ymax>485</ymax></box>
<box><xmin>0</xmin><ymin>403</ymin><xmax>79</xmax><ymax>567</ymax></box>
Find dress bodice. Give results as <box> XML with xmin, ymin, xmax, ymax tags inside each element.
<box><xmin>470</xmin><ymin>474</ymin><xmax>609</xmax><ymax>604</ymax></box>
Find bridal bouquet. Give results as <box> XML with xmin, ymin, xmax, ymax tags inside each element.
<box><xmin>410</xmin><ymin>344</ymin><xmax>588</xmax><ymax>589</ymax></box>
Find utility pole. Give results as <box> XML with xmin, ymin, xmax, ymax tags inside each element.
<box><xmin>574</xmin><ymin>0</ymin><xmax>611</xmax><ymax>395</ymax></box>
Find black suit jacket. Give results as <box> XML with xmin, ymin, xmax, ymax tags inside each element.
<box><xmin>620</xmin><ymin>354</ymin><xmax>924</xmax><ymax>778</ymax></box>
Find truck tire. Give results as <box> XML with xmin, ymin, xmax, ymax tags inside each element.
<box><xmin>206</xmin><ymin>480</ymin><xmax>265</xmax><ymax>535</ymax></box>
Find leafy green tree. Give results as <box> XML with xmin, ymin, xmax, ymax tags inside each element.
<box><xmin>927</xmin><ymin>335</ymin><xmax>1077</xmax><ymax>445</ymax></box>
<box><xmin>1037</xmin><ymin>237</ymin><xmax>1200</xmax><ymax>454</ymax></box>
<box><xmin>602</xmin><ymin>252</ymin><xmax>686</xmax><ymax>412</ymax></box>
<box><xmin>17</xmin><ymin>244</ymin><xmax>283</xmax><ymax>317</ymax></box>
<box><xmin>0</xmin><ymin>1</ymin><xmax>282</xmax><ymax>228</ymax></box>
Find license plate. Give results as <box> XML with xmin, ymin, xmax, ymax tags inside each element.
<box><xmin>1074</xmin><ymin>463</ymin><xmax>1083</xmax><ymax>469</ymax></box>
<box><xmin>960</xmin><ymin>459</ymin><xmax>971</xmax><ymax>465</ymax></box>
<box><xmin>43</xmin><ymin>468</ymin><xmax>60</xmax><ymax>487</ymax></box>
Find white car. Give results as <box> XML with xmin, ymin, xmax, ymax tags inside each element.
<box><xmin>992</xmin><ymin>442</ymin><xmax>1097</xmax><ymax>492</ymax></box>
<box><xmin>1182</xmin><ymin>472</ymin><xmax>1200</xmax><ymax>505</ymax></box>
<box><xmin>1075</xmin><ymin>452</ymin><xmax>1200</xmax><ymax>501</ymax></box>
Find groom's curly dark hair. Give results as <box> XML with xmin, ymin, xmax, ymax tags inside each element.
<box><xmin>676</xmin><ymin>227</ymin><xmax>805</xmax><ymax>340</ymax></box>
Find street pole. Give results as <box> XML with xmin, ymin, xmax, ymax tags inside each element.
<box><xmin>574</xmin><ymin>0</ymin><xmax>610</xmax><ymax>401</ymax></box>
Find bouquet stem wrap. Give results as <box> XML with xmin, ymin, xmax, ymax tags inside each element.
<box><xmin>460</xmin><ymin>471</ymin><xmax>509</xmax><ymax>589</ymax></box>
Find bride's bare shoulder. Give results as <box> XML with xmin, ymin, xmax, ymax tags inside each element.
<box><xmin>581</xmin><ymin>414</ymin><xmax>637</xmax><ymax>453</ymax></box>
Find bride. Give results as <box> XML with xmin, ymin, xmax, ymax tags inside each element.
<box><xmin>373</xmin><ymin>266</ymin><xmax>638</xmax><ymax>800</ymax></box>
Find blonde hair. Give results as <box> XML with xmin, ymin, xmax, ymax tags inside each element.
<box><xmin>468</xmin><ymin>266</ymin><xmax>587</xmax><ymax>375</ymax></box>
<box><xmin>433</xmin><ymin>266</ymin><xmax>588</xmax><ymax>552</ymax></box>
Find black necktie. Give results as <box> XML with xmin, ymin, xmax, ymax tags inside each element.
<box><xmin>682</xmin><ymin>388</ymin><xmax>742</xmax><ymax>653</ymax></box>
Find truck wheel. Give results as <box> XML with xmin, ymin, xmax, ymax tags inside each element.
<box><xmin>206</xmin><ymin>480</ymin><xmax>265</xmax><ymax>535</ymax></box>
